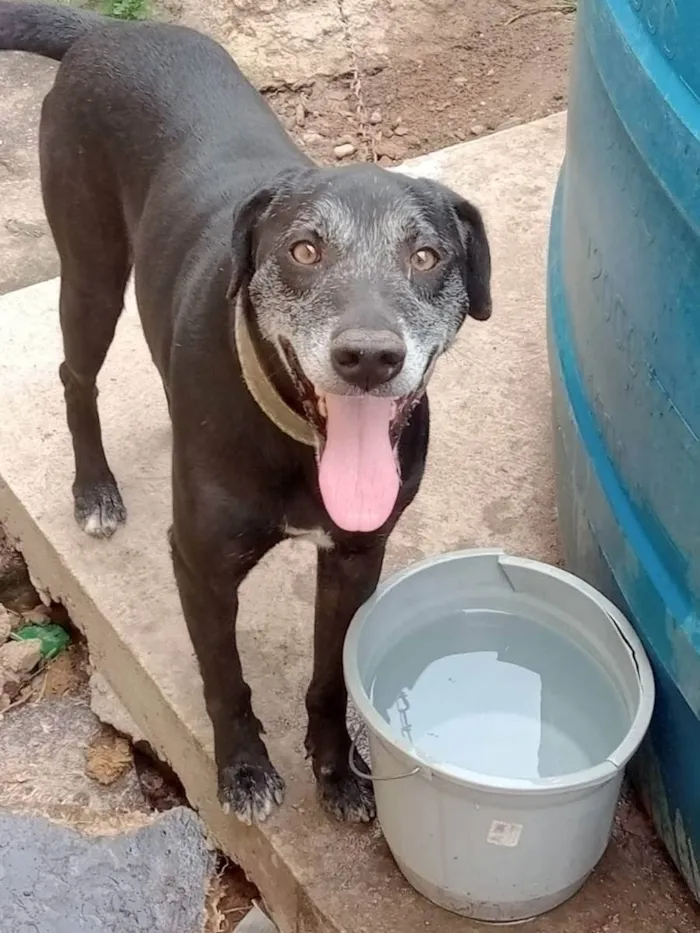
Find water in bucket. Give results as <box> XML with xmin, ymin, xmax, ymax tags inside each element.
<box><xmin>369</xmin><ymin>609</ymin><xmax>630</xmax><ymax>780</ymax></box>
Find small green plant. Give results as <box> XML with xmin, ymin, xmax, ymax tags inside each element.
<box><xmin>102</xmin><ymin>0</ymin><xmax>149</xmax><ymax>20</ymax></box>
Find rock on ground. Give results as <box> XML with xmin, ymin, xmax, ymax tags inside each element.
<box><xmin>236</xmin><ymin>904</ymin><xmax>279</xmax><ymax>932</ymax></box>
<box><xmin>0</xmin><ymin>606</ymin><xmax>11</xmax><ymax>644</ymax></box>
<box><xmin>0</xmin><ymin>696</ymin><xmax>217</xmax><ymax>932</ymax></box>
<box><xmin>90</xmin><ymin>669</ymin><xmax>148</xmax><ymax>745</ymax></box>
<box><xmin>0</xmin><ymin>696</ymin><xmax>147</xmax><ymax>820</ymax></box>
<box><xmin>0</xmin><ymin>525</ymin><xmax>39</xmax><ymax>609</ymax></box>
<box><xmin>0</xmin><ymin>636</ymin><xmax>42</xmax><ymax>674</ymax></box>
<box><xmin>0</xmin><ymin>807</ymin><xmax>216</xmax><ymax>933</ymax></box>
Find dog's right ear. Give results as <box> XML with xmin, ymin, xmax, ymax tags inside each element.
<box><xmin>227</xmin><ymin>168</ymin><xmax>312</xmax><ymax>302</ymax></box>
<box><xmin>451</xmin><ymin>195</ymin><xmax>492</xmax><ymax>322</ymax></box>
<box><xmin>227</xmin><ymin>188</ymin><xmax>276</xmax><ymax>302</ymax></box>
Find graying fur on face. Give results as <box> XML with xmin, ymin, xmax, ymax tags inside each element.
<box><xmin>244</xmin><ymin>166</ymin><xmax>489</xmax><ymax>398</ymax></box>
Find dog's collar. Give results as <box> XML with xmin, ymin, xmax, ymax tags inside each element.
<box><xmin>235</xmin><ymin>301</ymin><xmax>318</xmax><ymax>448</ymax></box>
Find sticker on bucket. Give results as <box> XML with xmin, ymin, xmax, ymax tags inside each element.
<box><xmin>487</xmin><ymin>820</ymin><xmax>523</xmax><ymax>848</ymax></box>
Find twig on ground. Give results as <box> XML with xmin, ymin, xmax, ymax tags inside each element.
<box><xmin>35</xmin><ymin>669</ymin><xmax>49</xmax><ymax>704</ymax></box>
<box><xmin>1</xmin><ymin>688</ymin><xmax>34</xmax><ymax>715</ymax></box>
<box><xmin>506</xmin><ymin>3</ymin><xmax>576</xmax><ymax>25</ymax></box>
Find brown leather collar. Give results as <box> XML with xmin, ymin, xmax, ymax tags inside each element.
<box><xmin>235</xmin><ymin>300</ymin><xmax>318</xmax><ymax>448</ymax></box>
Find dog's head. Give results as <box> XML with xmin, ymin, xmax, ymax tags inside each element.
<box><xmin>228</xmin><ymin>164</ymin><xmax>492</xmax><ymax>533</ymax></box>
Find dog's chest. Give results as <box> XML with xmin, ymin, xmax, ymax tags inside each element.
<box><xmin>283</xmin><ymin>525</ymin><xmax>334</xmax><ymax>550</ymax></box>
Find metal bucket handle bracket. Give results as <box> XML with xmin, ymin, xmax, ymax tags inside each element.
<box><xmin>349</xmin><ymin>729</ymin><xmax>421</xmax><ymax>782</ymax></box>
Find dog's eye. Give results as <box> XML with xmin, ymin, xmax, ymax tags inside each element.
<box><xmin>410</xmin><ymin>248</ymin><xmax>440</xmax><ymax>272</ymax></box>
<box><xmin>290</xmin><ymin>241</ymin><xmax>321</xmax><ymax>265</ymax></box>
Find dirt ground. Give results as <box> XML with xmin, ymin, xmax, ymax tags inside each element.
<box><xmin>158</xmin><ymin>0</ymin><xmax>575</xmax><ymax>167</ymax></box>
<box><xmin>164</xmin><ymin>0</ymin><xmax>574</xmax><ymax>171</ymax></box>
<box><xmin>261</xmin><ymin>3</ymin><xmax>574</xmax><ymax>167</ymax></box>
<box><xmin>0</xmin><ymin>0</ymin><xmax>574</xmax><ymax>293</ymax></box>
<box><xmin>0</xmin><ymin>1</ymin><xmax>699</xmax><ymax>931</ymax></box>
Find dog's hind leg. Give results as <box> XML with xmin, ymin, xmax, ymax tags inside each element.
<box><xmin>57</xmin><ymin>266</ymin><xmax>131</xmax><ymax>538</ymax></box>
<box><xmin>40</xmin><ymin>96</ymin><xmax>132</xmax><ymax>538</ymax></box>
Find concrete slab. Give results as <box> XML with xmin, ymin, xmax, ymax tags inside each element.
<box><xmin>1</xmin><ymin>113</ymin><xmax>696</xmax><ymax>933</ymax></box>
<box><xmin>0</xmin><ymin>53</ymin><xmax>58</xmax><ymax>295</ymax></box>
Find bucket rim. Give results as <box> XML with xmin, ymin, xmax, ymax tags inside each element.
<box><xmin>343</xmin><ymin>548</ymin><xmax>656</xmax><ymax>795</ymax></box>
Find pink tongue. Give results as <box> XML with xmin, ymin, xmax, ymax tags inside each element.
<box><xmin>318</xmin><ymin>394</ymin><xmax>400</xmax><ymax>532</ymax></box>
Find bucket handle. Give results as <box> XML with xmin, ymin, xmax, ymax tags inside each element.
<box><xmin>349</xmin><ymin>729</ymin><xmax>421</xmax><ymax>782</ymax></box>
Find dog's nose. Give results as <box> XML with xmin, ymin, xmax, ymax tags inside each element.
<box><xmin>331</xmin><ymin>329</ymin><xmax>406</xmax><ymax>390</ymax></box>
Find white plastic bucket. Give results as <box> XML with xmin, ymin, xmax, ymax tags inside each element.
<box><xmin>343</xmin><ymin>549</ymin><xmax>655</xmax><ymax>922</ymax></box>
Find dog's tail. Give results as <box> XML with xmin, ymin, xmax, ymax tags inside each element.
<box><xmin>0</xmin><ymin>2</ymin><xmax>102</xmax><ymax>61</ymax></box>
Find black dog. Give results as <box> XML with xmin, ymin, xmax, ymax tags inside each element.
<box><xmin>0</xmin><ymin>2</ymin><xmax>491</xmax><ymax>824</ymax></box>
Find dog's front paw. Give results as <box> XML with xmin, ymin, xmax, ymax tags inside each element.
<box><xmin>219</xmin><ymin>761</ymin><xmax>286</xmax><ymax>825</ymax></box>
<box><xmin>317</xmin><ymin>763</ymin><xmax>376</xmax><ymax>823</ymax></box>
<box><xmin>74</xmin><ymin>479</ymin><xmax>127</xmax><ymax>539</ymax></box>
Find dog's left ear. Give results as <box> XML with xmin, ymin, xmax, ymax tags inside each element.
<box><xmin>450</xmin><ymin>194</ymin><xmax>492</xmax><ymax>321</ymax></box>
<box><xmin>227</xmin><ymin>167</ymin><xmax>313</xmax><ymax>302</ymax></box>
<box><xmin>408</xmin><ymin>177</ymin><xmax>492</xmax><ymax>321</ymax></box>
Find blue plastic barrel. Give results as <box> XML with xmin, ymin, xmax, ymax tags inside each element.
<box><xmin>547</xmin><ymin>0</ymin><xmax>700</xmax><ymax>896</ymax></box>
